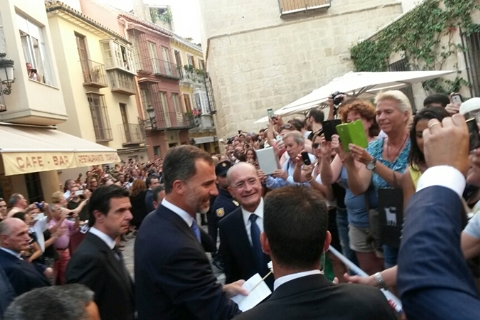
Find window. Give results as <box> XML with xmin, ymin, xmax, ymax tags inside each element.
<box><xmin>187</xmin><ymin>54</ymin><xmax>195</xmax><ymax>68</ymax></box>
<box><xmin>183</xmin><ymin>93</ymin><xmax>192</xmax><ymax>112</ymax></box>
<box><xmin>172</xmin><ymin>93</ymin><xmax>183</xmax><ymax>122</ymax></box>
<box><xmin>464</xmin><ymin>31</ymin><xmax>480</xmax><ymax>97</ymax></box>
<box><xmin>87</xmin><ymin>93</ymin><xmax>112</xmax><ymax>141</ymax></box>
<box><xmin>198</xmin><ymin>59</ymin><xmax>205</xmax><ymax>70</ymax></box>
<box><xmin>159</xmin><ymin>91</ymin><xmax>171</xmax><ymax>127</ymax></box>
<box><xmin>279</xmin><ymin>0</ymin><xmax>331</xmax><ymax>15</ymax></box>
<box><xmin>194</xmin><ymin>90</ymin><xmax>209</xmax><ymax>115</ymax></box>
<box><xmin>174</xmin><ymin>50</ymin><xmax>182</xmax><ymax>68</ymax></box>
<box><xmin>162</xmin><ymin>46</ymin><xmax>172</xmax><ymax>76</ymax></box>
<box><xmin>153</xmin><ymin>146</ymin><xmax>160</xmax><ymax>156</ymax></box>
<box><xmin>107</xmin><ymin>70</ymin><xmax>135</xmax><ymax>93</ymax></box>
<box><xmin>130</xmin><ymin>33</ymin><xmax>142</xmax><ymax>71</ymax></box>
<box><xmin>388</xmin><ymin>58</ymin><xmax>416</xmax><ymax>112</ymax></box>
<box><xmin>148</xmin><ymin>42</ymin><xmax>160</xmax><ymax>73</ymax></box>
<box><xmin>101</xmin><ymin>40</ymin><xmax>134</xmax><ymax>73</ymax></box>
<box><xmin>25</xmin><ymin>173</ymin><xmax>43</xmax><ymax>204</ymax></box>
<box><xmin>17</xmin><ymin>14</ymin><xmax>54</xmax><ymax>85</ymax></box>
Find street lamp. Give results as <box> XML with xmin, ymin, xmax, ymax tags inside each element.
<box><xmin>0</xmin><ymin>53</ymin><xmax>15</xmax><ymax>113</ymax></box>
<box><xmin>146</xmin><ymin>106</ymin><xmax>156</xmax><ymax>129</ymax></box>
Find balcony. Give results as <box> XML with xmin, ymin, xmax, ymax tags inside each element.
<box><xmin>279</xmin><ymin>0</ymin><xmax>330</xmax><ymax>16</ymax></box>
<box><xmin>144</xmin><ymin>111</ymin><xmax>195</xmax><ymax>131</ymax></box>
<box><xmin>81</xmin><ymin>60</ymin><xmax>108</xmax><ymax>88</ymax></box>
<box><xmin>180</xmin><ymin>66</ymin><xmax>205</xmax><ymax>87</ymax></box>
<box><xmin>118</xmin><ymin>123</ymin><xmax>145</xmax><ymax>145</ymax></box>
<box><xmin>108</xmin><ymin>70</ymin><xmax>136</xmax><ymax>95</ymax></box>
<box><xmin>93</xmin><ymin>127</ymin><xmax>113</xmax><ymax>142</ymax></box>
<box><xmin>151</xmin><ymin>58</ymin><xmax>182</xmax><ymax>80</ymax></box>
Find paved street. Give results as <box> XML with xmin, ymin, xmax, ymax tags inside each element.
<box><xmin>122</xmin><ymin>224</ymin><xmax>225</xmax><ymax>283</ymax></box>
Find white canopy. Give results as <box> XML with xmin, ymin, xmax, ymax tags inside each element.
<box><xmin>254</xmin><ymin>70</ymin><xmax>455</xmax><ymax>123</ymax></box>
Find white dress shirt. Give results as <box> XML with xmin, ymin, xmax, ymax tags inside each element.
<box><xmin>274</xmin><ymin>270</ymin><xmax>321</xmax><ymax>290</ymax></box>
<box><xmin>161</xmin><ymin>198</ymin><xmax>194</xmax><ymax>228</ymax></box>
<box><xmin>241</xmin><ymin>198</ymin><xmax>264</xmax><ymax>246</ymax></box>
<box><xmin>0</xmin><ymin>247</ymin><xmax>22</xmax><ymax>259</ymax></box>
<box><xmin>417</xmin><ymin>165</ymin><xmax>465</xmax><ymax>197</ymax></box>
<box><xmin>89</xmin><ymin>227</ymin><xmax>116</xmax><ymax>250</ymax></box>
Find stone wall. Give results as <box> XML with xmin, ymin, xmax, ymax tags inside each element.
<box><xmin>201</xmin><ymin>0</ymin><xmax>403</xmax><ymax>137</ymax></box>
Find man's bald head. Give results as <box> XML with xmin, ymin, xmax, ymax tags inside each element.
<box><xmin>226</xmin><ymin>162</ymin><xmax>257</xmax><ymax>185</ymax></box>
<box><xmin>0</xmin><ymin>218</ymin><xmax>30</xmax><ymax>252</ymax></box>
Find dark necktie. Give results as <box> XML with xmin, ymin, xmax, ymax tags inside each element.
<box><xmin>191</xmin><ymin>219</ymin><xmax>201</xmax><ymax>243</ymax></box>
<box><xmin>113</xmin><ymin>245</ymin><xmax>131</xmax><ymax>282</ymax></box>
<box><xmin>249</xmin><ymin>214</ymin><xmax>263</xmax><ymax>271</ymax></box>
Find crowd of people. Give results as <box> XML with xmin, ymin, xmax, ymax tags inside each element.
<box><xmin>1</xmin><ymin>89</ymin><xmax>480</xmax><ymax>319</ymax></box>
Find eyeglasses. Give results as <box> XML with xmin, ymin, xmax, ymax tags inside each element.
<box><xmin>312</xmin><ymin>143</ymin><xmax>320</xmax><ymax>149</ymax></box>
<box><xmin>232</xmin><ymin>177</ymin><xmax>258</xmax><ymax>189</ymax></box>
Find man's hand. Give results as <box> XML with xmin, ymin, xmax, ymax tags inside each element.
<box><xmin>223</xmin><ymin>280</ymin><xmax>248</xmax><ymax>298</ymax></box>
<box><xmin>445</xmin><ymin>103</ymin><xmax>460</xmax><ymax>115</ymax></box>
<box><xmin>423</xmin><ymin>115</ymin><xmax>470</xmax><ymax>176</ymax></box>
<box><xmin>272</xmin><ymin>169</ymin><xmax>288</xmax><ymax>180</ymax></box>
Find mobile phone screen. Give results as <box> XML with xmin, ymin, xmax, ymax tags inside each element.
<box><xmin>452</xmin><ymin>94</ymin><xmax>462</xmax><ymax>105</ymax></box>
<box><xmin>267</xmin><ymin>108</ymin><xmax>274</xmax><ymax>119</ymax></box>
<box><xmin>466</xmin><ymin>118</ymin><xmax>480</xmax><ymax>151</ymax></box>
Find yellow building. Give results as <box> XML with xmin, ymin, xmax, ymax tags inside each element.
<box><xmin>0</xmin><ymin>0</ymin><xmax>119</xmax><ymax>203</ymax></box>
<box><xmin>170</xmin><ymin>35</ymin><xmax>219</xmax><ymax>154</ymax></box>
<box><xmin>46</xmin><ymin>2</ymin><xmax>147</xmax><ymax>182</ymax></box>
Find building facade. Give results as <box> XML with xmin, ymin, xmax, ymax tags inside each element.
<box><xmin>46</xmin><ymin>2</ymin><xmax>147</xmax><ymax>183</ymax></box>
<box><xmin>0</xmin><ymin>0</ymin><xmax>119</xmax><ymax>204</ymax></box>
<box><xmin>200</xmin><ymin>0</ymin><xmax>404</xmax><ymax>138</ymax></box>
<box><xmin>170</xmin><ymin>35</ymin><xmax>218</xmax><ymax>154</ymax></box>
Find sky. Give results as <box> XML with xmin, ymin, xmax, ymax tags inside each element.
<box><xmin>102</xmin><ymin>0</ymin><xmax>202</xmax><ymax>43</ymax></box>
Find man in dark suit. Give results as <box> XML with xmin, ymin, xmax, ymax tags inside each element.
<box><xmin>66</xmin><ymin>186</ymin><xmax>135</xmax><ymax>320</ymax></box>
<box><xmin>135</xmin><ymin>145</ymin><xmax>246</xmax><ymax>320</ymax></box>
<box><xmin>235</xmin><ymin>186</ymin><xmax>397</xmax><ymax>320</ymax></box>
<box><xmin>398</xmin><ymin>114</ymin><xmax>480</xmax><ymax>319</ymax></box>
<box><xmin>219</xmin><ymin>162</ymin><xmax>273</xmax><ymax>289</ymax></box>
<box><xmin>144</xmin><ymin>175</ymin><xmax>160</xmax><ymax>213</ymax></box>
<box><xmin>0</xmin><ymin>264</ymin><xmax>14</xmax><ymax>318</ymax></box>
<box><xmin>0</xmin><ymin>218</ymin><xmax>50</xmax><ymax>297</ymax></box>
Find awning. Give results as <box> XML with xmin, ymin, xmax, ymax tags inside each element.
<box><xmin>0</xmin><ymin>124</ymin><xmax>120</xmax><ymax>176</ymax></box>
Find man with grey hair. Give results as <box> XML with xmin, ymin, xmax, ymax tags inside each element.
<box><xmin>219</xmin><ymin>162</ymin><xmax>273</xmax><ymax>289</ymax></box>
<box><xmin>266</xmin><ymin>131</ymin><xmax>315</xmax><ymax>189</ymax></box>
<box><xmin>4</xmin><ymin>284</ymin><xmax>100</xmax><ymax>320</ymax></box>
<box><xmin>0</xmin><ymin>218</ymin><xmax>50</xmax><ymax>296</ymax></box>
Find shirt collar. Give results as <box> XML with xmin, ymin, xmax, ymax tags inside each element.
<box><xmin>274</xmin><ymin>270</ymin><xmax>322</xmax><ymax>290</ymax></box>
<box><xmin>89</xmin><ymin>227</ymin><xmax>116</xmax><ymax>250</ymax></box>
<box><xmin>241</xmin><ymin>198</ymin><xmax>264</xmax><ymax>226</ymax></box>
<box><xmin>162</xmin><ymin>198</ymin><xmax>194</xmax><ymax>227</ymax></box>
<box><xmin>0</xmin><ymin>247</ymin><xmax>22</xmax><ymax>259</ymax></box>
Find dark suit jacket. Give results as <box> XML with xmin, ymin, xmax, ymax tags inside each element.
<box><xmin>145</xmin><ymin>189</ymin><xmax>154</xmax><ymax>213</ymax></box>
<box><xmin>218</xmin><ymin>207</ymin><xmax>273</xmax><ymax>289</ymax></box>
<box><xmin>398</xmin><ymin>186</ymin><xmax>480</xmax><ymax>320</ymax></box>
<box><xmin>135</xmin><ymin>204</ymin><xmax>240</xmax><ymax>320</ymax></box>
<box><xmin>235</xmin><ymin>274</ymin><xmax>397</xmax><ymax>320</ymax></box>
<box><xmin>0</xmin><ymin>264</ymin><xmax>15</xmax><ymax>318</ymax></box>
<box><xmin>66</xmin><ymin>233</ymin><xmax>135</xmax><ymax>320</ymax></box>
<box><xmin>0</xmin><ymin>249</ymin><xmax>50</xmax><ymax>297</ymax></box>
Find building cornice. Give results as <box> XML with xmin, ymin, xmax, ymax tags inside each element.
<box><xmin>119</xmin><ymin>13</ymin><xmax>173</xmax><ymax>38</ymax></box>
<box><xmin>172</xmin><ymin>35</ymin><xmax>202</xmax><ymax>54</ymax></box>
<box><xmin>45</xmin><ymin>0</ymin><xmax>129</xmax><ymax>44</ymax></box>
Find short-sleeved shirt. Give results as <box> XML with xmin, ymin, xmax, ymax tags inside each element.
<box><xmin>48</xmin><ymin>219</ymin><xmax>78</xmax><ymax>249</ymax></box>
<box><xmin>366</xmin><ymin>138</ymin><xmax>411</xmax><ymax>189</ymax></box>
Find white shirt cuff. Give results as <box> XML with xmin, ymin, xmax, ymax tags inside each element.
<box><xmin>416</xmin><ymin>165</ymin><xmax>465</xmax><ymax>198</ymax></box>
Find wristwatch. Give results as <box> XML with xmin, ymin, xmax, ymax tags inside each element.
<box><xmin>366</xmin><ymin>158</ymin><xmax>377</xmax><ymax>171</ymax></box>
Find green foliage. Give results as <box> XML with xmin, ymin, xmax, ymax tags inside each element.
<box><xmin>350</xmin><ymin>0</ymin><xmax>480</xmax><ymax>94</ymax></box>
<box><xmin>150</xmin><ymin>7</ymin><xmax>173</xmax><ymax>24</ymax></box>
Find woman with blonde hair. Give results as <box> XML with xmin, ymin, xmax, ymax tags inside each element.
<box><xmin>51</xmin><ymin>191</ymin><xmax>86</xmax><ymax>216</ymax></box>
<box><xmin>129</xmin><ymin>179</ymin><xmax>149</xmax><ymax>230</ymax></box>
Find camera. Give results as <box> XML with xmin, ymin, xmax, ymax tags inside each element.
<box><xmin>331</xmin><ymin>91</ymin><xmax>345</xmax><ymax>105</ymax></box>
<box><xmin>35</xmin><ymin>202</ymin><xmax>44</xmax><ymax>209</ymax></box>
<box><xmin>31</xmin><ymin>68</ymin><xmax>37</xmax><ymax>74</ymax></box>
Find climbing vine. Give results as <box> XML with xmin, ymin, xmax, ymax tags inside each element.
<box><xmin>350</xmin><ymin>0</ymin><xmax>480</xmax><ymax>94</ymax></box>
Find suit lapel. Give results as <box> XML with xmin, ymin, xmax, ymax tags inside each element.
<box><xmin>159</xmin><ymin>205</ymin><xmax>201</xmax><ymax>247</ymax></box>
<box><xmin>86</xmin><ymin>234</ymin><xmax>134</xmax><ymax>298</ymax></box>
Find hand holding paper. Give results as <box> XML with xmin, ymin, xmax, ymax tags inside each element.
<box><xmin>231</xmin><ymin>273</ymin><xmax>272</xmax><ymax>311</ymax></box>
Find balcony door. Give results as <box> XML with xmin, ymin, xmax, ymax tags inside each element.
<box><xmin>120</xmin><ymin>103</ymin><xmax>131</xmax><ymax>143</ymax></box>
<box><xmin>75</xmin><ymin>33</ymin><xmax>91</xmax><ymax>82</ymax></box>
<box><xmin>159</xmin><ymin>91</ymin><xmax>171</xmax><ymax>127</ymax></box>
<box><xmin>149</xmin><ymin>42</ymin><xmax>159</xmax><ymax>73</ymax></box>
<box><xmin>162</xmin><ymin>47</ymin><xmax>172</xmax><ymax>76</ymax></box>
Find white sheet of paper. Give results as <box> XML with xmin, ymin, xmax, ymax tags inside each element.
<box><xmin>231</xmin><ymin>273</ymin><xmax>272</xmax><ymax>311</ymax></box>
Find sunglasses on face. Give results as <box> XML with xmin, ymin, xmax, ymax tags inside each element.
<box><xmin>312</xmin><ymin>143</ymin><xmax>321</xmax><ymax>149</ymax></box>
